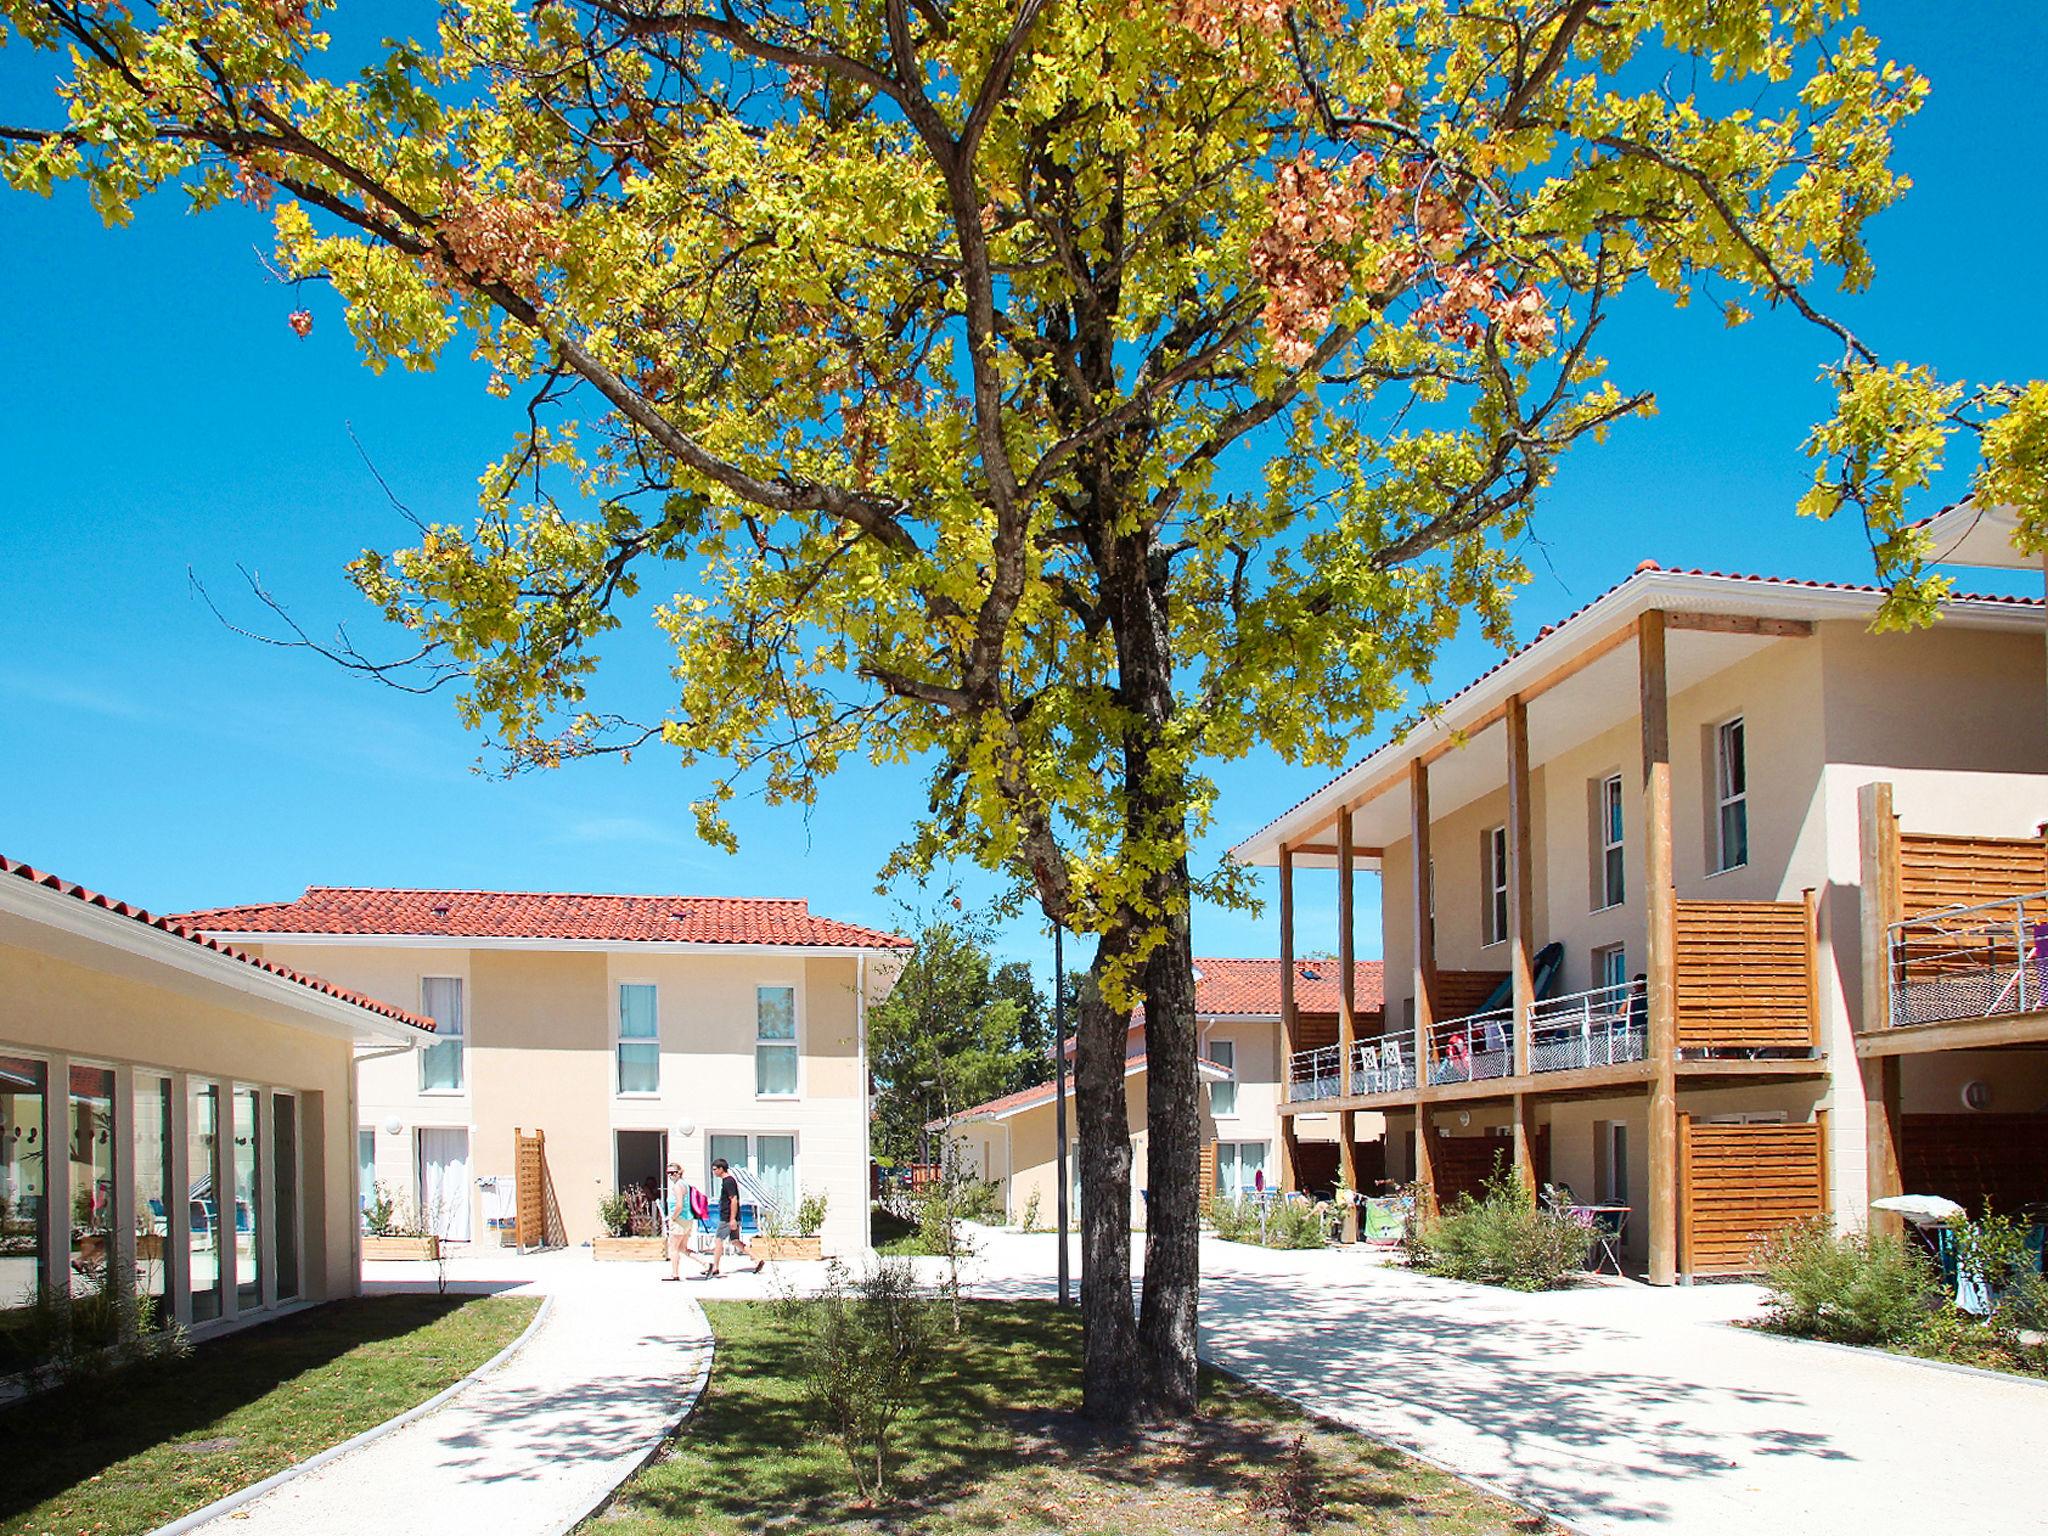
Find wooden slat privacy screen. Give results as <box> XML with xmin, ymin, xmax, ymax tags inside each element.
<box><xmin>1199</xmin><ymin>1140</ymin><xmax>1218</xmax><ymax>1195</ymax></box>
<box><xmin>1679</xmin><ymin>1118</ymin><xmax>1825</xmax><ymax>1275</ymax></box>
<box><xmin>1673</xmin><ymin>899</ymin><xmax>1815</xmax><ymax>1048</ymax></box>
<box><xmin>1434</xmin><ymin>969</ymin><xmax>1512</xmax><ymax>1020</ymax></box>
<box><xmin>1899</xmin><ymin>834</ymin><xmax>2047</xmax><ymax>920</ymax></box>
<box><xmin>515</xmin><ymin>1127</ymin><xmax>546</xmax><ymax>1249</ymax></box>
<box><xmin>1431</xmin><ymin>1128</ymin><xmax>1548</xmax><ymax>1204</ymax></box>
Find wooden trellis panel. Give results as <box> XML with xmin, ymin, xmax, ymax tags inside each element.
<box><xmin>1679</xmin><ymin>1117</ymin><xmax>1826</xmax><ymax>1276</ymax></box>
<box><xmin>1434</xmin><ymin>969</ymin><xmax>1511</xmax><ymax>1019</ymax></box>
<box><xmin>1199</xmin><ymin>1141</ymin><xmax>1218</xmax><ymax>1194</ymax></box>
<box><xmin>515</xmin><ymin>1127</ymin><xmax>547</xmax><ymax>1250</ymax></box>
<box><xmin>1674</xmin><ymin>899</ymin><xmax>1816</xmax><ymax>1049</ymax></box>
<box><xmin>1899</xmin><ymin>834</ymin><xmax>2046</xmax><ymax>920</ymax></box>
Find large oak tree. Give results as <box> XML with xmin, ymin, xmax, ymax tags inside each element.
<box><xmin>7</xmin><ymin>0</ymin><xmax>2041</xmax><ymax>1421</ymax></box>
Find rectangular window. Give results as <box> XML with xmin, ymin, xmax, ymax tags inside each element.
<box><xmin>1597</xmin><ymin>774</ymin><xmax>1626</xmax><ymax>909</ymax></box>
<box><xmin>1482</xmin><ymin>825</ymin><xmax>1509</xmax><ymax>946</ymax></box>
<box><xmin>0</xmin><ymin>1055</ymin><xmax>47</xmax><ymax>1311</ymax></box>
<box><xmin>1208</xmin><ymin>1039</ymin><xmax>1237</xmax><ymax>1118</ymax></box>
<box><xmin>135</xmin><ymin>1074</ymin><xmax>172</xmax><ymax>1317</ymax></box>
<box><xmin>68</xmin><ymin>1064</ymin><xmax>116</xmax><ymax>1298</ymax></box>
<box><xmin>358</xmin><ymin>1128</ymin><xmax>377</xmax><ymax>1226</ymax></box>
<box><xmin>273</xmin><ymin>1094</ymin><xmax>300</xmax><ymax>1302</ymax></box>
<box><xmin>755</xmin><ymin>985</ymin><xmax>798</xmax><ymax>1098</ymax></box>
<box><xmin>617</xmin><ymin>983</ymin><xmax>660</xmax><ymax>1095</ymax></box>
<box><xmin>188</xmin><ymin>1079</ymin><xmax>221</xmax><ymax>1324</ymax></box>
<box><xmin>1215</xmin><ymin>1141</ymin><xmax>1270</xmax><ymax>1199</ymax></box>
<box><xmin>233</xmin><ymin>1086</ymin><xmax>261</xmax><ymax>1310</ymax></box>
<box><xmin>1593</xmin><ymin>943</ymin><xmax>1627</xmax><ymax>993</ymax></box>
<box><xmin>1713</xmin><ymin>716</ymin><xmax>1749</xmax><ymax>873</ymax></box>
<box><xmin>418</xmin><ymin>976</ymin><xmax>466</xmax><ymax>1093</ymax></box>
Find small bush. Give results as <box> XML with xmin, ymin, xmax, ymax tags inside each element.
<box><xmin>1246</xmin><ymin>1433</ymin><xmax>1327</xmax><ymax>1532</ymax></box>
<box><xmin>802</xmin><ymin>1260</ymin><xmax>945</xmax><ymax>1501</ymax></box>
<box><xmin>1753</xmin><ymin>1218</ymin><xmax>1938</xmax><ymax>1346</ymax></box>
<box><xmin>1020</xmin><ymin>1187</ymin><xmax>1042</xmax><ymax>1233</ymax></box>
<box><xmin>597</xmin><ymin>1192</ymin><xmax>633</xmax><ymax>1238</ymax></box>
<box><xmin>1407</xmin><ymin>1175</ymin><xmax>1594</xmax><ymax>1291</ymax></box>
<box><xmin>363</xmin><ymin>1180</ymin><xmax>397</xmax><ymax>1237</ymax></box>
<box><xmin>1205</xmin><ymin>1194</ymin><xmax>1332</xmax><ymax>1250</ymax></box>
<box><xmin>797</xmin><ymin>1188</ymin><xmax>830</xmax><ymax>1238</ymax></box>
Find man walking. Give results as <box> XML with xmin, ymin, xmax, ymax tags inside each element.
<box><xmin>662</xmin><ymin>1161</ymin><xmax>707</xmax><ymax>1281</ymax></box>
<box><xmin>697</xmin><ymin>1156</ymin><xmax>762</xmax><ymax>1277</ymax></box>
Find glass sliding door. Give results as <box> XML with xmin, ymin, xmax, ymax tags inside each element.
<box><xmin>272</xmin><ymin>1094</ymin><xmax>300</xmax><ymax>1302</ymax></box>
<box><xmin>0</xmin><ymin>1055</ymin><xmax>47</xmax><ymax>1313</ymax></box>
<box><xmin>188</xmin><ymin>1080</ymin><xmax>221</xmax><ymax>1323</ymax></box>
<box><xmin>68</xmin><ymin>1065</ymin><xmax>116</xmax><ymax>1297</ymax></box>
<box><xmin>755</xmin><ymin>1136</ymin><xmax>796</xmax><ymax>1215</ymax></box>
<box><xmin>134</xmin><ymin>1075</ymin><xmax>172</xmax><ymax>1320</ymax></box>
<box><xmin>358</xmin><ymin>1128</ymin><xmax>376</xmax><ymax>1226</ymax></box>
<box><xmin>233</xmin><ymin>1088</ymin><xmax>262</xmax><ymax>1309</ymax></box>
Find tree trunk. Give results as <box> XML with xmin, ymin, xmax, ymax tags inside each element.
<box><xmin>1073</xmin><ymin>946</ymin><xmax>1141</xmax><ymax>1422</ymax></box>
<box><xmin>1138</xmin><ymin>887</ymin><xmax>1201</xmax><ymax>1416</ymax></box>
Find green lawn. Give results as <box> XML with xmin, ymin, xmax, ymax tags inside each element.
<box><xmin>0</xmin><ymin>1293</ymin><xmax>539</xmax><ymax>1536</ymax></box>
<box><xmin>593</xmin><ymin>1300</ymin><xmax>1545</xmax><ymax>1535</ymax></box>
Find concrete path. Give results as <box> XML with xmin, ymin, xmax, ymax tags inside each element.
<box><xmin>189</xmin><ymin>1254</ymin><xmax>710</xmax><ymax>1536</ymax></box>
<box><xmin>1194</xmin><ymin>1240</ymin><xmax>2048</xmax><ymax>1536</ymax></box>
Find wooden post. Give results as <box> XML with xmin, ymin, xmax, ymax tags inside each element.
<box><xmin>1801</xmin><ymin>887</ymin><xmax>1823</xmax><ymax>1052</ymax></box>
<box><xmin>1676</xmin><ymin>1110</ymin><xmax>1693</xmax><ymax>1281</ymax></box>
<box><xmin>1641</xmin><ymin>609</ymin><xmax>1680</xmax><ymax>1286</ymax></box>
<box><xmin>1337</xmin><ymin>810</ymin><xmax>1362</xmax><ymax>1239</ymax></box>
<box><xmin>1278</xmin><ymin>843</ymin><xmax>1299</xmax><ymax>1195</ymax></box>
<box><xmin>1506</xmin><ymin>694</ymin><xmax>1538</xmax><ymax>1196</ymax></box>
<box><xmin>1816</xmin><ymin>1107</ymin><xmax>1834</xmax><ymax>1220</ymax></box>
<box><xmin>1858</xmin><ymin>782</ymin><xmax>1904</xmax><ymax>1238</ymax></box>
<box><xmin>1411</xmin><ymin>759</ymin><xmax>1438</xmax><ymax>1214</ymax></box>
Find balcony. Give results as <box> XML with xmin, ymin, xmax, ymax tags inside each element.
<box><xmin>1529</xmin><ymin>979</ymin><xmax>1648</xmax><ymax>1072</ymax></box>
<box><xmin>1286</xmin><ymin>1045</ymin><xmax>1342</xmax><ymax>1104</ymax></box>
<box><xmin>1888</xmin><ymin>890</ymin><xmax>2048</xmax><ymax>1029</ymax></box>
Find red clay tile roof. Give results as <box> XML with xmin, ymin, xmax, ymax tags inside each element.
<box><xmin>1192</xmin><ymin>956</ymin><xmax>1384</xmax><ymax>1017</ymax></box>
<box><xmin>175</xmin><ymin>886</ymin><xmax>912</xmax><ymax>950</ymax></box>
<box><xmin>1239</xmin><ymin>562</ymin><xmax>2046</xmax><ymax>850</ymax></box>
<box><xmin>2</xmin><ymin>857</ymin><xmax>436</xmax><ymax>1033</ymax></box>
<box><xmin>940</xmin><ymin>1051</ymin><xmax>1231</xmax><ymax>1125</ymax></box>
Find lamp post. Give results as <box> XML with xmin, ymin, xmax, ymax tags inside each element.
<box><xmin>1053</xmin><ymin>922</ymin><xmax>1070</xmax><ymax>1307</ymax></box>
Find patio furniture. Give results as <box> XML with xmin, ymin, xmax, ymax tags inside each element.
<box><xmin>1572</xmin><ymin>1203</ymin><xmax>1630</xmax><ymax>1274</ymax></box>
<box><xmin>1360</xmin><ymin>1193</ymin><xmax>1410</xmax><ymax>1245</ymax></box>
<box><xmin>1987</xmin><ymin>920</ymin><xmax>2048</xmax><ymax>1016</ymax></box>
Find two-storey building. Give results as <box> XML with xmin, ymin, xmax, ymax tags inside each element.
<box><xmin>1233</xmin><ymin>561</ymin><xmax>2048</xmax><ymax>1281</ymax></box>
<box><xmin>178</xmin><ymin>887</ymin><xmax>908</xmax><ymax>1255</ymax></box>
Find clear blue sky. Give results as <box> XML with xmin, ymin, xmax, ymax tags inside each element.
<box><xmin>2</xmin><ymin>4</ymin><xmax>2042</xmax><ymax>986</ymax></box>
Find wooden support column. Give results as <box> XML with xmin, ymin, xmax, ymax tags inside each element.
<box><xmin>1411</xmin><ymin>758</ymin><xmax>1439</xmax><ymax>1215</ymax></box>
<box><xmin>1506</xmin><ymin>694</ymin><xmax>1538</xmax><ymax>1196</ymax></box>
<box><xmin>1337</xmin><ymin>810</ymin><xmax>1362</xmax><ymax>1238</ymax></box>
<box><xmin>1278</xmin><ymin>842</ymin><xmax>1299</xmax><ymax>1195</ymax></box>
<box><xmin>1641</xmin><ymin>609</ymin><xmax>1680</xmax><ymax>1284</ymax></box>
<box><xmin>1859</xmin><ymin>781</ymin><xmax>1905</xmax><ymax>1236</ymax></box>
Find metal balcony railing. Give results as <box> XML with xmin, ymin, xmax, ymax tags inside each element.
<box><xmin>1888</xmin><ymin>890</ymin><xmax>2048</xmax><ymax>1028</ymax></box>
<box><xmin>1286</xmin><ymin>1044</ymin><xmax>1341</xmax><ymax>1103</ymax></box>
<box><xmin>1350</xmin><ymin>1030</ymin><xmax>1418</xmax><ymax>1095</ymax></box>
<box><xmin>1529</xmin><ymin>979</ymin><xmax>1648</xmax><ymax>1073</ymax></box>
<box><xmin>1426</xmin><ymin>1007</ymin><xmax>1515</xmax><ymax>1086</ymax></box>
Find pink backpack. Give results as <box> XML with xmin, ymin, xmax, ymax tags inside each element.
<box><xmin>688</xmin><ymin>1184</ymin><xmax>710</xmax><ymax>1223</ymax></box>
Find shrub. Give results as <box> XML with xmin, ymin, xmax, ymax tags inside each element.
<box><xmin>1020</xmin><ymin>1187</ymin><xmax>1042</xmax><ymax>1233</ymax></box>
<box><xmin>802</xmin><ymin>1260</ymin><xmax>945</xmax><ymax>1501</ymax></box>
<box><xmin>1753</xmin><ymin>1218</ymin><xmax>1938</xmax><ymax>1346</ymax></box>
<box><xmin>363</xmin><ymin>1179</ymin><xmax>397</xmax><ymax>1237</ymax></box>
<box><xmin>1407</xmin><ymin>1174</ymin><xmax>1594</xmax><ymax>1291</ymax></box>
<box><xmin>1</xmin><ymin>1276</ymin><xmax>188</xmax><ymax>1397</ymax></box>
<box><xmin>1205</xmin><ymin>1194</ymin><xmax>1332</xmax><ymax>1250</ymax></box>
<box><xmin>797</xmin><ymin>1189</ymin><xmax>830</xmax><ymax>1238</ymax></box>
<box><xmin>597</xmin><ymin>1192</ymin><xmax>633</xmax><ymax>1238</ymax></box>
<box><xmin>1246</xmin><ymin>1433</ymin><xmax>1327</xmax><ymax>1532</ymax></box>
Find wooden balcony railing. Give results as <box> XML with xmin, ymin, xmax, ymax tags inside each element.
<box><xmin>1673</xmin><ymin>896</ymin><xmax>1818</xmax><ymax>1052</ymax></box>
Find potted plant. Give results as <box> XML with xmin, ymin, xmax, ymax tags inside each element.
<box><xmin>755</xmin><ymin>1190</ymin><xmax>827</xmax><ymax>1261</ymax></box>
<box><xmin>592</xmin><ymin>1188</ymin><xmax>666</xmax><ymax>1260</ymax></box>
<box><xmin>361</xmin><ymin>1182</ymin><xmax>442</xmax><ymax>1261</ymax></box>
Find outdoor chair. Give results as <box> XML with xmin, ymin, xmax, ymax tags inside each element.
<box><xmin>1987</xmin><ymin>920</ymin><xmax>2048</xmax><ymax>1016</ymax></box>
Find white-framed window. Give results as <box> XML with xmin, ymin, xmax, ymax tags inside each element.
<box><xmin>1596</xmin><ymin>773</ymin><xmax>1625</xmax><ymax>910</ymax></box>
<box><xmin>1208</xmin><ymin>1038</ymin><xmax>1237</xmax><ymax>1118</ymax></box>
<box><xmin>1482</xmin><ymin>825</ymin><xmax>1509</xmax><ymax>946</ymax></box>
<box><xmin>418</xmin><ymin>976</ymin><xmax>466</xmax><ymax>1093</ymax></box>
<box><xmin>616</xmin><ymin>982</ymin><xmax>660</xmax><ymax>1095</ymax></box>
<box><xmin>1593</xmin><ymin>943</ymin><xmax>1627</xmax><ymax>993</ymax></box>
<box><xmin>708</xmin><ymin>1131</ymin><xmax>797</xmax><ymax>1216</ymax></box>
<box><xmin>1712</xmin><ymin>715</ymin><xmax>1749</xmax><ymax>873</ymax></box>
<box><xmin>1215</xmin><ymin>1141</ymin><xmax>1269</xmax><ymax>1199</ymax></box>
<box><xmin>754</xmin><ymin>985</ymin><xmax>798</xmax><ymax>1098</ymax></box>
<box><xmin>1595</xmin><ymin>1121</ymin><xmax>1628</xmax><ymax>1205</ymax></box>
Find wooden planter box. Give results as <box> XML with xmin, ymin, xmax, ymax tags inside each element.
<box><xmin>363</xmin><ymin>1234</ymin><xmax>441</xmax><ymax>1261</ymax></box>
<box><xmin>593</xmin><ymin>1235</ymin><xmax>667</xmax><ymax>1262</ymax></box>
<box><xmin>753</xmin><ymin>1235</ymin><xmax>822</xmax><ymax>1262</ymax></box>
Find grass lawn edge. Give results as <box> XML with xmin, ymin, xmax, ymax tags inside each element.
<box><xmin>142</xmin><ymin>1293</ymin><xmax>557</xmax><ymax>1536</ymax></box>
<box><xmin>1720</xmin><ymin>1319</ymin><xmax>2048</xmax><ymax>1390</ymax></box>
<box><xmin>1196</xmin><ymin>1354</ymin><xmax>1599</xmax><ymax>1536</ymax></box>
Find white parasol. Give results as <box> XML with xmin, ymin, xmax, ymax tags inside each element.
<box><xmin>1871</xmin><ymin>1194</ymin><xmax>1966</xmax><ymax>1228</ymax></box>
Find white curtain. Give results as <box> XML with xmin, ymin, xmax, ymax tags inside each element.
<box><xmin>417</xmin><ymin>1129</ymin><xmax>472</xmax><ymax>1241</ymax></box>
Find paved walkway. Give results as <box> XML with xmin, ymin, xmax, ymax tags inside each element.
<box><xmin>190</xmin><ymin>1254</ymin><xmax>710</xmax><ymax>1536</ymax></box>
<box><xmin>1194</xmin><ymin>1240</ymin><xmax>2048</xmax><ymax>1536</ymax></box>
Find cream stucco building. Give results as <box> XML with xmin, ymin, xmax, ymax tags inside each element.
<box><xmin>178</xmin><ymin>888</ymin><xmax>908</xmax><ymax>1257</ymax></box>
<box><xmin>943</xmin><ymin>958</ymin><xmax>1382</xmax><ymax>1226</ymax></box>
<box><xmin>1234</xmin><ymin>563</ymin><xmax>2048</xmax><ymax>1281</ymax></box>
<box><xmin>1</xmin><ymin>856</ymin><xmax>433</xmax><ymax>1338</ymax></box>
